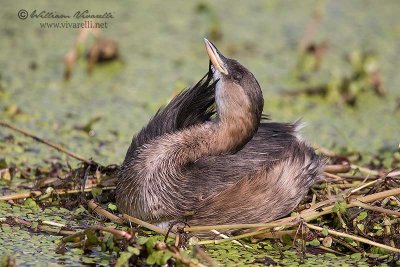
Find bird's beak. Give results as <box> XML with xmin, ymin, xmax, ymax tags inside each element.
<box><xmin>204</xmin><ymin>38</ymin><xmax>229</xmax><ymax>75</ymax></box>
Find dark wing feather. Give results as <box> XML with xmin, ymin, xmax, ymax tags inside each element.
<box><xmin>123</xmin><ymin>64</ymin><xmax>216</xmax><ymax>163</ymax></box>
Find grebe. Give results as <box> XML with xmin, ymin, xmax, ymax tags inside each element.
<box><xmin>116</xmin><ymin>39</ymin><xmax>324</xmax><ymax>236</ymax></box>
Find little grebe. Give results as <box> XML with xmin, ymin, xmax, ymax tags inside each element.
<box><xmin>116</xmin><ymin>39</ymin><xmax>325</xmax><ymax>236</ymax></box>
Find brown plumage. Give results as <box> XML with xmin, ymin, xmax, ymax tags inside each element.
<box><xmin>116</xmin><ymin>39</ymin><xmax>325</xmax><ymax>236</ymax></box>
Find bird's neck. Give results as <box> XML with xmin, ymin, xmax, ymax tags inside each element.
<box><xmin>213</xmin><ymin>85</ymin><xmax>261</xmax><ymax>152</ymax></box>
<box><xmin>139</xmin><ymin>91</ymin><xmax>261</xmax><ymax>172</ymax></box>
<box><xmin>137</xmin><ymin>111</ymin><xmax>258</xmax><ymax>173</ymax></box>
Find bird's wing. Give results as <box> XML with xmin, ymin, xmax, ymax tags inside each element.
<box><xmin>123</xmin><ymin>65</ymin><xmax>216</xmax><ymax>163</ymax></box>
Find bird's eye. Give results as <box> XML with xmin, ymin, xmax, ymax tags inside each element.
<box><xmin>232</xmin><ymin>73</ymin><xmax>242</xmax><ymax>82</ymax></box>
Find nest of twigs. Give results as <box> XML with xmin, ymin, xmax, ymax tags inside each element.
<box><xmin>1</xmin><ymin>122</ymin><xmax>399</xmax><ymax>266</ymax></box>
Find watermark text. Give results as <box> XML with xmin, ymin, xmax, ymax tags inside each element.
<box><xmin>17</xmin><ymin>9</ymin><xmax>113</xmax><ymax>29</ymax></box>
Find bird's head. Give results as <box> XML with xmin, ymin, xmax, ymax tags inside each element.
<box><xmin>204</xmin><ymin>38</ymin><xmax>264</xmax><ymax>124</ymax></box>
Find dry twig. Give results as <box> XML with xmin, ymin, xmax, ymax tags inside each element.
<box><xmin>88</xmin><ymin>199</ymin><xmax>124</xmax><ymax>224</ymax></box>
<box><xmin>0</xmin><ymin>121</ymin><xmax>96</xmax><ymax>166</ymax></box>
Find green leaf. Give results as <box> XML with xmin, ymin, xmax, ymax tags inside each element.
<box><xmin>115</xmin><ymin>251</ymin><xmax>133</xmax><ymax>267</ymax></box>
<box><xmin>71</xmin><ymin>248</ymin><xmax>84</xmax><ymax>255</ymax></box>
<box><xmin>106</xmin><ymin>234</ymin><xmax>114</xmax><ymax>250</ymax></box>
<box><xmin>31</xmin><ymin>221</ymin><xmax>39</xmax><ymax>230</ymax></box>
<box><xmin>159</xmin><ymin>251</ymin><xmax>172</xmax><ymax>265</ymax></box>
<box><xmin>191</xmin><ymin>258</ymin><xmax>200</xmax><ymax>264</ymax></box>
<box><xmin>0</xmin><ymin>201</ymin><xmax>11</xmax><ymax>209</ymax></box>
<box><xmin>91</xmin><ymin>187</ymin><xmax>103</xmax><ymax>197</ymax></box>
<box><xmin>371</xmin><ymin>246</ymin><xmax>391</xmax><ymax>255</ymax></box>
<box><xmin>333</xmin><ymin>199</ymin><xmax>347</xmax><ymax>214</ymax></box>
<box><xmin>86</xmin><ymin>230</ymin><xmax>99</xmax><ymax>245</ymax></box>
<box><xmin>127</xmin><ymin>246</ymin><xmax>140</xmax><ymax>255</ymax></box>
<box><xmin>107</xmin><ymin>203</ymin><xmax>118</xmax><ymax>211</ymax></box>
<box><xmin>145</xmin><ymin>236</ymin><xmax>162</xmax><ymax>253</ymax></box>
<box><xmin>73</xmin><ymin>206</ymin><xmax>86</xmax><ymax>215</ymax></box>
<box><xmin>146</xmin><ymin>250</ymin><xmax>171</xmax><ymax>266</ymax></box>
<box><xmin>282</xmin><ymin>234</ymin><xmax>292</xmax><ymax>244</ymax></box>
<box><xmin>1</xmin><ymin>226</ymin><xmax>11</xmax><ymax>233</ymax></box>
<box><xmin>82</xmin><ymin>257</ymin><xmax>96</xmax><ymax>264</ymax></box>
<box><xmin>356</xmin><ymin>211</ymin><xmax>368</xmax><ymax>222</ymax></box>
<box><xmin>23</xmin><ymin>198</ymin><xmax>39</xmax><ymax>209</ymax></box>
<box><xmin>321</xmin><ymin>227</ymin><xmax>329</xmax><ymax>236</ymax></box>
<box><xmin>0</xmin><ymin>158</ymin><xmax>7</xmax><ymax>169</ymax></box>
<box><xmin>136</xmin><ymin>236</ymin><xmax>148</xmax><ymax>245</ymax></box>
<box><xmin>351</xmin><ymin>253</ymin><xmax>362</xmax><ymax>260</ymax></box>
<box><xmin>146</xmin><ymin>252</ymin><xmax>157</xmax><ymax>265</ymax></box>
<box><xmin>344</xmin><ymin>237</ymin><xmax>357</xmax><ymax>246</ymax></box>
<box><xmin>376</xmin><ymin>229</ymin><xmax>383</xmax><ymax>236</ymax></box>
<box><xmin>307</xmin><ymin>238</ymin><xmax>320</xmax><ymax>247</ymax></box>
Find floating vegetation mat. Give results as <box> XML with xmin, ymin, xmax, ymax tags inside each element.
<box><xmin>0</xmin><ymin>123</ymin><xmax>399</xmax><ymax>266</ymax></box>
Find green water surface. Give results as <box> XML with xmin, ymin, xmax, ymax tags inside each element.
<box><xmin>1</xmin><ymin>0</ymin><xmax>399</xmax><ymax>265</ymax></box>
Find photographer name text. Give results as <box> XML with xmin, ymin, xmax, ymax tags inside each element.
<box><xmin>28</xmin><ymin>10</ymin><xmax>113</xmax><ymax>19</ymax></box>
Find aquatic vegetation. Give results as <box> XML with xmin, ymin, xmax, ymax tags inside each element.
<box><xmin>1</xmin><ymin>123</ymin><xmax>399</xmax><ymax>266</ymax></box>
<box><xmin>1</xmin><ymin>1</ymin><xmax>399</xmax><ymax>266</ymax></box>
